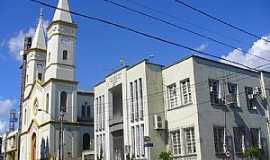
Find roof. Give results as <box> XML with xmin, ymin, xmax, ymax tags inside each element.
<box><xmin>31</xmin><ymin>10</ymin><xmax>47</xmax><ymax>50</ymax></box>
<box><xmin>77</xmin><ymin>90</ymin><xmax>94</xmax><ymax>95</ymax></box>
<box><xmin>94</xmin><ymin>59</ymin><xmax>164</xmax><ymax>87</ymax></box>
<box><xmin>53</xmin><ymin>0</ymin><xmax>73</xmax><ymax>23</ymax></box>
<box><xmin>94</xmin><ymin>54</ymin><xmax>269</xmax><ymax>88</ymax></box>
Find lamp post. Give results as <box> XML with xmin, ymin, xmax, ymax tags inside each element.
<box><xmin>59</xmin><ymin>111</ymin><xmax>64</xmax><ymax>160</ymax></box>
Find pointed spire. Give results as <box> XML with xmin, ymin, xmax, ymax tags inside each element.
<box><xmin>31</xmin><ymin>9</ymin><xmax>47</xmax><ymax>50</ymax></box>
<box><xmin>52</xmin><ymin>0</ymin><xmax>73</xmax><ymax>23</ymax></box>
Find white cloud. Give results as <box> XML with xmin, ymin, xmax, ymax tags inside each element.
<box><xmin>7</xmin><ymin>20</ymin><xmax>49</xmax><ymax>61</ymax></box>
<box><xmin>0</xmin><ymin>98</ymin><xmax>16</xmax><ymax>133</ymax></box>
<box><xmin>221</xmin><ymin>35</ymin><xmax>270</xmax><ymax>71</ymax></box>
<box><xmin>0</xmin><ymin>121</ymin><xmax>7</xmax><ymax>133</ymax></box>
<box><xmin>0</xmin><ymin>98</ymin><xmax>16</xmax><ymax>117</ymax></box>
<box><xmin>196</xmin><ymin>43</ymin><xmax>208</xmax><ymax>52</ymax></box>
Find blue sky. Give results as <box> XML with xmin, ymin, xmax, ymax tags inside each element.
<box><xmin>0</xmin><ymin>0</ymin><xmax>270</xmax><ymax>132</ymax></box>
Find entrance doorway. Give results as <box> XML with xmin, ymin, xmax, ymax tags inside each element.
<box><xmin>32</xmin><ymin>133</ymin><xmax>37</xmax><ymax>160</ymax></box>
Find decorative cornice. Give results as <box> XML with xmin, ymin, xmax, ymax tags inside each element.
<box><xmin>20</xmin><ymin>120</ymin><xmax>93</xmax><ymax>136</ymax></box>
<box><xmin>46</xmin><ymin>63</ymin><xmax>75</xmax><ymax>70</ymax></box>
<box><xmin>42</xmin><ymin>78</ymin><xmax>78</xmax><ymax>87</ymax></box>
<box><xmin>24</xmin><ymin>48</ymin><xmax>47</xmax><ymax>54</ymax></box>
<box><xmin>47</xmin><ymin>20</ymin><xmax>77</xmax><ymax>31</ymax></box>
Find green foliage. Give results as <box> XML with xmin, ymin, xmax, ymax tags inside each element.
<box><xmin>244</xmin><ymin>146</ymin><xmax>262</xmax><ymax>159</ymax></box>
<box><xmin>159</xmin><ymin>151</ymin><xmax>172</xmax><ymax>160</ymax></box>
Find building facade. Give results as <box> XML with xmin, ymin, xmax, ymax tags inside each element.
<box><xmin>94</xmin><ymin>56</ymin><xmax>270</xmax><ymax>160</ymax></box>
<box><xmin>0</xmin><ymin>130</ymin><xmax>19</xmax><ymax>160</ymax></box>
<box><xmin>19</xmin><ymin>0</ymin><xmax>94</xmax><ymax>160</ymax></box>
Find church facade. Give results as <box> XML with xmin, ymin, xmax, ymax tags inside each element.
<box><xmin>19</xmin><ymin>0</ymin><xmax>94</xmax><ymax>160</ymax></box>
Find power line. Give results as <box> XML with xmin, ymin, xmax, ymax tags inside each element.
<box><xmin>174</xmin><ymin>0</ymin><xmax>270</xmax><ymax>43</ymax></box>
<box><xmin>29</xmin><ymin>0</ymin><xmax>260</xmax><ymax>72</ymax></box>
<box><xmin>125</xmin><ymin>0</ymin><xmax>245</xmax><ymax>46</ymax></box>
<box><xmin>104</xmin><ymin>0</ymin><xmax>270</xmax><ymax>63</ymax></box>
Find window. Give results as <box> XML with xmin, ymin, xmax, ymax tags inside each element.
<box><xmin>209</xmin><ymin>79</ymin><xmax>221</xmax><ymax>105</ymax></box>
<box><xmin>170</xmin><ymin>130</ymin><xmax>181</xmax><ymax>156</ymax></box>
<box><xmin>102</xmin><ymin>96</ymin><xmax>105</xmax><ymax>130</ymax></box>
<box><xmin>82</xmin><ymin>105</ymin><xmax>85</xmax><ymax>117</ymax></box>
<box><xmin>250</xmin><ymin>128</ymin><xmax>261</xmax><ymax>148</ymax></box>
<box><xmin>87</xmin><ymin>104</ymin><xmax>90</xmax><ymax>117</ymax></box>
<box><xmin>131</xmin><ymin>126</ymin><xmax>135</xmax><ymax>156</ymax></box>
<box><xmin>140</xmin><ymin>124</ymin><xmax>145</xmax><ymax>156</ymax></box>
<box><xmin>167</xmin><ymin>83</ymin><xmax>177</xmax><ymax>109</ymax></box>
<box><xmin>136</xmin><ymin>125</ymin><xmax>140</xmax><ymax>157</ymax></box>
<box><xmin>37</xmin><ymin>64</ymin><xmax>43</xmax><ymax>81</ymax></box>
<box><xmin>245</xmin><ymin>87</ymin><xmax>255</xmax><ymax>110</ymax></box>
<box><xmin>139</xmin><ymin>78</ymin><xmax>144</xmax><ymax>120</ymax></box>
<box><xmin>181</xmin><ymin>79</ymin><xmax>192</xmax><ymax>105</ymax></box>
<box><xmin>213</xmin><ymin>126</ymin><xmax>224</xmax><ymax>153</ymax></box>
<box><xmin>83</xmin><ymin>133</ymin><xmax>90</xmax><ymax>150</ymax></box>
<box><xmin>135</xmin><ymin>80</ymin><xmax>139</xmax><ymax>121</ymax></box>
<box><xmin>37</xmin><ymin>73</ymin><xmax>42</xmax><ymax>81</ymax></box>
<box><xmin>24</xmin><ymin>108</ymin><xmax>27</xmax><ymax>125</ymax></box>
<box><xmin>63</xmin><ymin>50</ymin><xmax>68</xmax><ymax>60</ymax></box>
<box><xmin>130</xmin><ymin>82</ymin><xmax>134</xmax><ymax>122</ymax></box>
<box><xmin>227</xmin><ymin>83</ymin><xmax>238</xmax><ymax>107</ymax></box>
<box><xmin>96</xmin><ymin>98</ymin><xmax>99</xmax><ymax>131</ymax></box>
<box><xmin>60</xmin><ymin>91</ymin><xmax>67</xmax><ymax>112</ymax></box>
<box><xmin>99</xmin><ymin>97</ymin><xmax>102</xmax><ymax>130</ymax></box>
<box><xmin>46</xmin><ymin>94</ymin><xmax>49</xmax><ymax>112</ymax></box>
<box><xmin>48</xmin><ymin>52</ymin><xmax>51</xmax><ymax>62</ymax></box>
<box><xmin>184</xmin><ymin>127</ymin><xmax>196</xmax><ymax>154</ymax></box>
<box><xmin>233</xmin><ymin>127</ymin><xmax>245</xmax><ymax>153</ymax></box>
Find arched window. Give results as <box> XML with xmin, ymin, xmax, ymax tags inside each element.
<box><xmin>63</xmin><ymin>50</ymin><xmax>68</xmax><ymax>60</ymax></box>
<box><xmin>24</xmin><ymin>108</ymin><xmax>27</xmax><ymax>124</ymax></box>
<box><xmin>60</xmin><ymin>91</ymin><xmax>67</xmax><ymax>112</ymax></box>
<box><xmin>83</xmin><ymin>133</ymin><xmax>90</xmax><ymax>150</ymax></box>
<box><xmin>46</xmin><ymin>94</ymin><xmax>49</xmax><ymax>112</ymax></box>
<box><xmin>81</xmin><ymin>105</ymin><xmax>85</xmax><ymax>117</ymax></box>
<box><xmin>48</xmin><ymin>52</ymin><xmax>51</xmax><ymax>62</ymax></box>
<box><xmin>87</xmin><ymin>104</ymin><xmax>90</xmax><ymax>117</ymax></box>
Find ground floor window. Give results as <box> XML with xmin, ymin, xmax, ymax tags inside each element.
<box><xmin>213</xmin><ymin>126</ymin><xmax>225</xmax><ymax>154</ymax></box>
<box><xmin>170</xmin><ymin>130</ymin><xmax>181</xmax><ymax>156</ymax></box>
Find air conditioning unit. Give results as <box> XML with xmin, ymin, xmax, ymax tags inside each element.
<box><xmin>225</xmin><ymin>94</ymin><xmax>237</xmax><ymax>105</ymax></box>
<box><xmin>253</xmin><ymin>87</ymin><xmax>262</xmax><ymax>95</ymax></box>
<box><xmin>153</xmin><ymin>114</ymin><xmax>165</xmax><ymax>130</ymax></box>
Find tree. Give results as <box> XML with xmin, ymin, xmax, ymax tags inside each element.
<box><xmin>244</xmin><ymin>146</ymin><xmax>262</xmax><ymax>160</ymax></box>
<box><xmin>159</xmin><ymin>151</ymin><xmax>172</xmax><ymax>160</ymax></box>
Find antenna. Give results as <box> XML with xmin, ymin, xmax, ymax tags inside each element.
<box><xmin>120</xmin><ymin>58</ymin><xmax>125</xmax><ymax>66</ymax></box>
<box><xmin>148</xmin><ymin>54</ymin><xmax>155</xmax><ymax>61</ymax></box>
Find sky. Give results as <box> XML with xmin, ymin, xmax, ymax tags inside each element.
<box><xmin>0</xmin><ymin>0</ymin><xmax>270</xmax><ymax>133</ymax></box>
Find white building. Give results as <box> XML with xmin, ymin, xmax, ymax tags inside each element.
<box><xmin>19</xmin><ymin>0</ymin><xmax>94</xmax><ymax>160</ymax></box>
<box><xmin>94</xmin><ymin>55</ymin><xmax>270</xmax><ymax>160</ymax></box>
<box><xmin>0</xmin><ymin>130</ymin><xmax>19</xmax><ymax>160</ymax></box>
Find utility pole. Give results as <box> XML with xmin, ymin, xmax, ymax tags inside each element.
<box><xmin>222</xmin><ymin>78</ymin><xmax>230</xmax><ymax>160</ymax></box>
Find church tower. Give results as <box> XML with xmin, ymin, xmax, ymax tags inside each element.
<box><xmin>45</xmin><ymin>0</ymin><xmax>77</xmax><ymax>82</ymax></box>
<box><xmin>24</xmin><ymin>10</ymin><xmax>47</xmax><ymax>96</ymax></box>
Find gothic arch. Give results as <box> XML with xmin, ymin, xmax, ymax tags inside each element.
<box><xmin>31</xmin><ymin>133</ymin><xmax>37</xmax><ymax>160</ymax></box>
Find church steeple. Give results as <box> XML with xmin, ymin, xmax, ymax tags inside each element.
<box><xmin>52</xmin><ymin>0</ymin><xmax>73</xmax><ymax>23</ymax></box>
<box><xmin>31</xmin><ymin>9</ymin><xmax>46</xmax><ymax>50</ymax></box>
<box><xmin>45</xmin><ymin>0</ymin><xmax>77</xmax><ymax>82</ymax></box>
